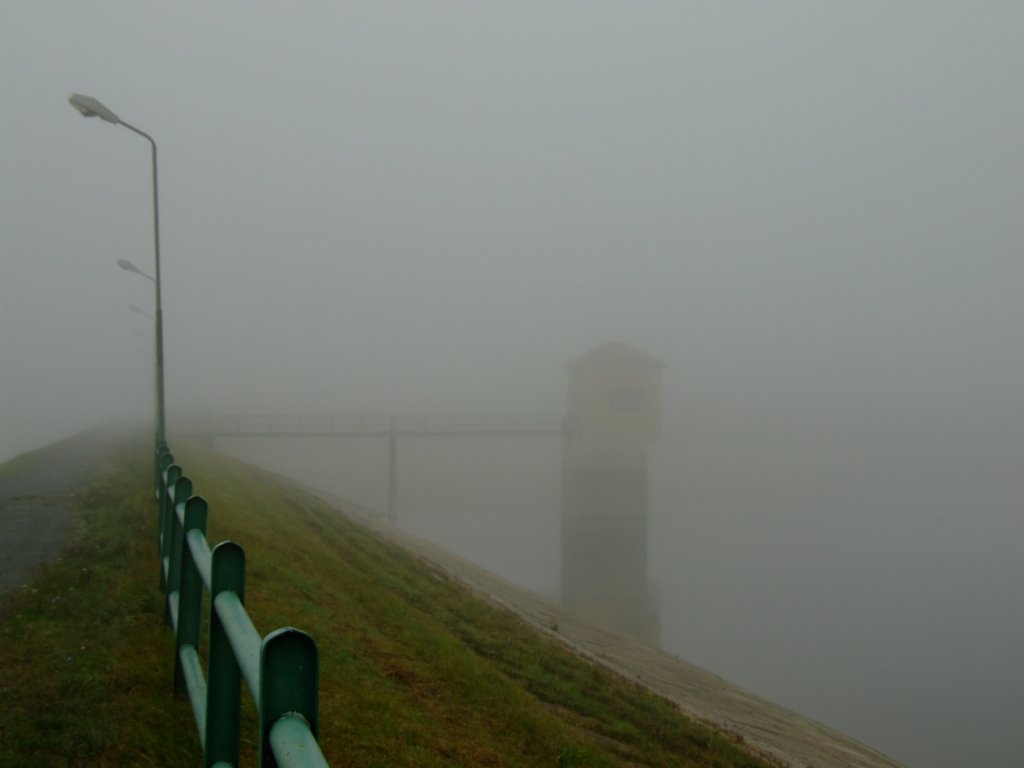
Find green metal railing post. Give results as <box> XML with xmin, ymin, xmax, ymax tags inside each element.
<box><xmin>206</xmin><ymin>541</ymin><xmax>245</xmax><ymax>768</ymax></box>
<box><xmin>157</xmin><ymin>450</ymin><xmax>174</xmax><ymax>559</ymax></box>
<box><xmin>155</xmin><ymin>438</ymin><xmax>169</xmax><ymax>500</ymax></box>
<box><xmin>159</xmin><ymin>462</ymin><xmax>181</xmax><ymax>592</ymax></box>
<box><xmin>166</xmin><ymin>475</ymin><xmax>193</xmax><ymax>600</ymax></box>
<box><xmin>259</xmin><ymin>628</ymin><xmax>320</xmax><ymax>768</ymax></box>
<box><xmin>162</xmin><ymin>463</ymin><xmax>181</xmax><ymax>523</ymax></box>
<box><xmin>157</xmin><ymin>445</ymin><xmax>172</xmax><ymax>509</ymax></box>
<box><xmin>174</xmin><ymin>496</ymin><xmax>208</xmax><ymax>697</ymax></box>
<box><xmin>160</xmin><ymin>466</ymin><xmax>183</xmax><ymax>598</ymax></box>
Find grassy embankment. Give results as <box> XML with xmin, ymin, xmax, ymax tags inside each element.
<box><xmin>0</xmin><ymin>437</ymin><xmax>782</xmax><ymax>767</ymax></box>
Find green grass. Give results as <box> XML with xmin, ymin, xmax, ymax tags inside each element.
<box><xmin>0</xmin><ymin>437</ymin><xmax>782</xmax><ymax>767</ymax></box>
<box><xmin>0</xmin><ymin>448</ymin><xmax>198</xmax><ymax>766</ymax></box>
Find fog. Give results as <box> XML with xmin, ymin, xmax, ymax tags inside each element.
<box><xmin>3</xmin><ymin>3</ymin><xmax>1022</xmax><ymax>766</ymax></box>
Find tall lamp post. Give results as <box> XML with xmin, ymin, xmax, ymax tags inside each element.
<box><xmin>69</xmin><ymin>94</ymin><xmax>166</xmax><ymax>445</ymax></box>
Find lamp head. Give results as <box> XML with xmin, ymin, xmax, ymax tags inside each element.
<box><xmin>69</xmin><ymin>94</ymin><xmax>121</xmax><ymax>124</ymax></box>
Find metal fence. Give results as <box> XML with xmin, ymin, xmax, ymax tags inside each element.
<box><xmin>156</xmin><ymin>440</ymin><xmax>329</xmax><ymax>768</ymax></box>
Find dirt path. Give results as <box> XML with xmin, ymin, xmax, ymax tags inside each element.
<box><xmin>0</xmin><ymin>427</ymin><xmax>130</xmax><ymax>606</ymax></box>
<box><xmin>322</xmin><ymin>495</ymin><xmax>907</xmax><ymax>768</ymax></box>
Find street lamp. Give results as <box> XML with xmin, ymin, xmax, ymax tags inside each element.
<box><xmin>70</xmin><ymin>94</ymin><xmax>166</xmax><ymax>444</ymax></box>
<box><xmin>118</xmin><ymin>258</ymin><xmax>154</xmax><ymax>281</ymax></box>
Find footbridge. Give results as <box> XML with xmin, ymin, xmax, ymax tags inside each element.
<box><xmin>189</xmin><ymin>412</ymin><xmax>565</xmax><ymax>439</ymax></box>
<box><xmin>172</xmin><ymin>341</ymin><xmax>665</xmax><ymax>644</ymax></box>
<box><xmin>175</xmin><ymin>410</ymin><xmax>565</xmax><ymax>527</ymax></box>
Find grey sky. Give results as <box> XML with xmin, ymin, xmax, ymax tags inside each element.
<box><xmin>3</xmin><ymin>3</ymin><xmax>1023</xmax><ymax>766</ymax></box>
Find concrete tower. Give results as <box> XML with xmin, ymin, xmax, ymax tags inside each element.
<box><xmin>561</xmin><ymin>341</ymin><xmax>664</xmax><ymax>643</ymax></box>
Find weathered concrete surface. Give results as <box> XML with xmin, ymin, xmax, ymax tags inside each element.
<box><xmin>0</xmin><ymin>427</ymin><xmax>129</xmax><ymax>607</ymax></box>
<box><xmin>321</xmin><ymin>494</ymin><xmax>907</xmax><ymax>768</ymax></box>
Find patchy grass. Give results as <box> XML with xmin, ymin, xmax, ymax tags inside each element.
<box><xmin>0</xmin><ymin>446</ymin><xmax>198</xmax><ymax>766</ymax></box>
<box><xmin>0</xmin><ymin>437</ymin><xmax>782</xmax><ymax>767</ymax></box>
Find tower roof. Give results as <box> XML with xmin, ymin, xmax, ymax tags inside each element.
<box><xmin>567</xmin><ymin>341</ymin><xmax>665</xmax><ymax>370</ymax></box>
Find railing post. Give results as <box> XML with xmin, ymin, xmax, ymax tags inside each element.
<box><xmin>259</xmin><ymin>628</ymin><xmax>320</xmax><ymax>768</ymax></box>
<box><xmin>174</xmin><ymin>496</ymin><xmax>208</xmax><ymax>696</ymax></box>
<box><xmin>166</xmin><ymin>474</ymin><xmax>193</xmax><ymax>600</ymax></box>
<box><xmin>154</xmin><ymin>438</ymin><xmax>169</xmax><ymax>500</ymax></box>
<box><xmin>157</xmin><ymin>450</ymin><xmax>174</xmax><ymax>548</ymax></box>
<box><xmin>206</xmin><ymin>541</ymin><xmax>245</xmax><ymax>768</ymax></box>
<box><xmin>159</xmin><ymin>461</ymin><xmax>180</xmax><ymax>592</ymax></box>
<box><xmin>156</xmin><ymin>449</ymin><xmax>171</xmax><ymax>555</ymax></box>
<box><xmin>164</xmin><ymin>474</ymin><xmax>192</xmax><ymax>628</ymax></box>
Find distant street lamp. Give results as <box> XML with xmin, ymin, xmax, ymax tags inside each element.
<box><xmin>129</xmin><ymin>303</ymin><xmax>153</xmax><ymax>319</ymax></box>
<box><xmin>118</xmin><ymin>258</ymin><xmax>154</xmax><ymax>282</ymax></box>
<box><xmin>70</xmin><ymin>94</ymin><xmax>166</xmax><ymax>443</ymax></box>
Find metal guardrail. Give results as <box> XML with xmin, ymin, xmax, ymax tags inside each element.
<box><xmin>155</xmin><ymin>440</ymin><xmax>329</xmax><ymax>768</ymax></box>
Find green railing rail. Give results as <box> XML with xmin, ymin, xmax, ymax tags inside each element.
<box><xmin>155</xmin><ymin>440</ymin><xmax>329</xmax><ymax>768</ymax></box>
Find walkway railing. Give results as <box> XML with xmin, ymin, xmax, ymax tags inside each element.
<box><xmin>180</xmin><ymin>410</ymin><xmax>565</xmax><ymax>437</ymax></box>
<box><xmin>155</xmin><ymin>440</ymin><xmax>329</xmax><ymax>768</ymax></box>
